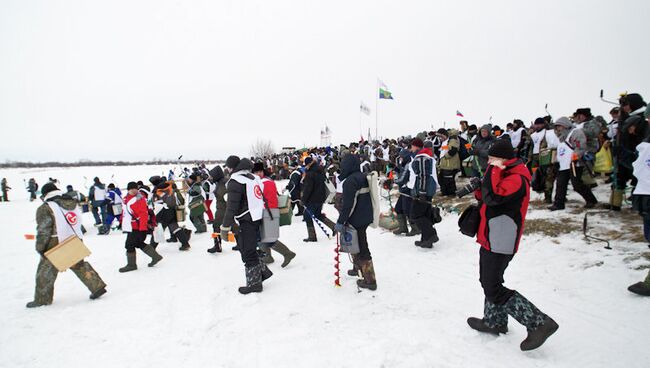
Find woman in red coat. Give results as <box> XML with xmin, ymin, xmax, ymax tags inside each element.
<box><xmin>253</xmin><ymin>163</ymin><xmax>296</xmax><ymax>268</ymax></box>
<box><xmin>467</xmin><ymin>139</ymin><xmax>559</xmax><ymax>351</ymax></box>
<box><xmin>119</xmin><ymin>182</ymin><xmax>163</xmax><ymax>273</ymax></box>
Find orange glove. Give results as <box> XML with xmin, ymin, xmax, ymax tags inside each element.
<box><xmin>572</xmin><ymin>153</ymin><xmax>579</xmax><ymax>161</ymax></box>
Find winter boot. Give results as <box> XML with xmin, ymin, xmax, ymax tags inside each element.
<box><xmin>504</xmin><ymin>291</ymin><xmax>558</xmax><ymax>351</ymax></box>
<box><xmin>142</xmin><ymin>244</ymin><xmax>163</xmax><ymax>267</ymax></box>
<box><xmin>417</xmin><ymin>232</ymin><xmax>439</xmax><ymax>248</ymax></box>
<box><xmin>272</xmin><ymin>241</ymin><xmax>296</xmax><ymax>268</ymax></box>
<box><xmin>467</xmin><ymin>299</ymin><xmax>508</xmax><ymax>335</ymax></box>
<box><xmin>89</xmin><ymin>288</ymin><xmax>107</xmax><ymax>300</ymax></box>
<box><xmin>347</xmin><ymin>254</ymin><xmax>360</xmax><ymax>277</ymax></box>
<box><xmin>543</xmin><ymin>192</ymin><xmax>553</xmax><ymax>204</ymax></box>
<box><xmin>239</xmin><ymin>264</ymin><xmax>263</xmax><ymax>295</ymax></box>
<box><xmin>119</xmin><ymin>252</ymin><xmax>138</xmax><ymax>273</ymax></box>
<box><xmin>627</xmin><ymin>271</ymin><xmax>650</xmax><ymax>296</ymax></box>
<box><xmin>303</xmin><ymin>223</ymin><xmax>318</xmax><ymax>242</ymax></box>
<box><xmin>26</xmin><ymin>300</ymin><xmax>51</xmax><ymax>308</ymax></box>
<box><xmin>405</xmin><ymin>220</ymin><xmax>421</xmax><ymax>237</ymax></box>
<box><xmin>356</xmin><ymin>259</ymin><xmax>377</xmax><ymax>291</ymax></box>
<box><xmin>259</xmin><ymin>244</ymin><xmax>275</xmax><ymax>264</ymax></box>
<box><xmin>320</xmin><ymin>216</ymin><xmax>336</xmax><ymax>232</ymax></box>
<box><xmin>295</xmin><ymin>203</ymin><xmax>304</xmax><ymax>217</ymax></box>
<box><xmin>261</xmin><ymin>262</ymin><xmax>273</xmax><ymax>281</ymax></box>
<box><xmin>207</xmin><ymin>235</ymin><xmax>222</xmax><ymax>253</ymax></box>
<box><xmin>392</xmin><ymin>215</ymin><xmax>409</xmax><ymax>235</ymax></box>
<box><xmin>176</xmin><ymin>228</ymin><xmax>191</xmax><ymax>251</ymax></box>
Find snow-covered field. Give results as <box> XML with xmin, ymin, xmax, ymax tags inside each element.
<box><xmin>0</xmin><ymin>165</ymin><xmax>649</xmax><ymax>368</ymax></box>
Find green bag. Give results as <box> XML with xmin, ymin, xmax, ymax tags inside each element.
<box><xmin>278</xmin><ymin>195</ymin><xmax>292</xmax><ymax>226</ymax></box>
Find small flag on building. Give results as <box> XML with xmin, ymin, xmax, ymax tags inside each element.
<box><xmin>360</xmin><ymin>101</ymin><xmax>371</xmax><ymax>115</ymax></box>
<box><xmin>456</xmin><ymin>110</ymin><xmax>464</xmax><ymax>118</ymax></box>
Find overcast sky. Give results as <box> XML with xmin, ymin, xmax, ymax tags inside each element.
<box><xmin>1</xmin><ymin>0</ymin><xmax>648</xmax><ymax>162</ymax></box>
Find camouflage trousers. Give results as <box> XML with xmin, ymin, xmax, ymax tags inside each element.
<box><xmin>33</xmin><ymin>256</ymin><xmax>106</xmax><ymax>304</ymax></box>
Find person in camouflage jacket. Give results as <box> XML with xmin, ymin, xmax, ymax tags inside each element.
<box><xmin>27</xmin><ymin>183</ymin><xmax>106</xmax><ymax>308</ymax></box>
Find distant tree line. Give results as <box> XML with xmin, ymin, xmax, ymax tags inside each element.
<box><xmin>0</xmin><ymin>159</ymin><xmax>224</xmax><ymax>169</ymax></box>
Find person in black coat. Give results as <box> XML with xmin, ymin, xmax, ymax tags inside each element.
<box><xmin>301</xmin><ymin>157</ymin><xmax>336</xmax><ymax>242</ymax></box>
<box><xmin>335</xmin><ymin>154</ymin><xmax>376</xmax><ymax>291</ymax></box>
<box><xmin>285</xmin><ymin>163</ymin><xmax>304</xmax><ymax>216</ymax></box>
<box><xmin>220</xmin><ymin>156</ymin><xmax>273</xmax><ymax>294</ymax></box>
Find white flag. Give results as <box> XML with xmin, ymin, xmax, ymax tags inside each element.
<box><xmin>360</xmin><ymin>101</ymin><xmax>371</xmax><ymax>116</ymax></box>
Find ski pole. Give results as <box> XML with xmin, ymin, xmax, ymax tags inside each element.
<box><xmin>303</xmin><ymin>206</ymin><xmax>332</xmax><ymax>238</ymax></box>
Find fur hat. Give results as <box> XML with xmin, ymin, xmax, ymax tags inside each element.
<box><xmin>127</xmin><ymin>182</ymin><xmax>138</xmax><ymax>190</ymax></box>
<box><xmin>40</xmin><ymin>182</ymin><xmax>58</xmax><ymax>198</ymax></box>
<box><xmin>225</xmin><ymin>155</ymin><xmax>241</xmax><ymax>170</ymax></box>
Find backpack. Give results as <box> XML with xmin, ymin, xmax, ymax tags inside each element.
<box><xmin>458</xmin><ymin>136</ymin><xmax>470</xmax><ymax>160</ymax></box>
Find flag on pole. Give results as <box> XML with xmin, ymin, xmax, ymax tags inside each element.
<box><xmin>456</xmin><ymin>110</ymin><xmax>464</xmax><ymax>118</ymax></box>
<box><xmin>379</xmin><ymin>88</ymin><xmax>393</xmax><ymax>100</ymax></box>
<box><xmin>378</xmin><ymin>79</ymin><xmax>394</xmax><ymax>100</ymax></box>
<box><xmin>360</xmin><ymin>101</ymin><xmax>371</xmax><ymax>115</ymax></box>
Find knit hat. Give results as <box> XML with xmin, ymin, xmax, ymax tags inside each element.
<box><xmin>66</xmin><ymin>185</ymin><xmax>73</xmax><ymax>191</ymax></box>
<box><xmin>534</xmin><ymin>117</ymin><xmax>546</xmax><ymax>125</ymax></box>
<box><xmin>40</xmin><ymin>183</ymin><xmax>58</xmax><ymax>198</ymax></box>
<box><xmin>436</xmin><ymin>128</ymin><xmax>448</xmax><ymax>137</ymax></box>
<box><xmin>127</xmin><ymin>182</ymin><xmax>138</xmax><ymax>190</ymax></box>
<box><xmin>225</xmin><ymin>155</ymin><xmax>241</xmax><ymax>170</ymax></box>
<box><xmin>410</xmin><ymin>138</ymin><xmax>424</xmax><ymax>148</ymax></box>
<box><xmin>252</xmin><ymin>162</ymin><xmax>265</xmax><ymax>173</ymax></box>
<box><xmin>488</xmin><ymin>139</ymin><xmax>515</xmax><ymax>159</ymax></box>
<box><xmin>554</xmin><ymin>116</ymin><xmax>574</xmax><ymax>129</ymax></box>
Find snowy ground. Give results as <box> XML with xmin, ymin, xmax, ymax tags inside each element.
<box><xmin>0</xmin><ymin>165</ymin><xmax>649</xmax><ymax>368</ymax></box>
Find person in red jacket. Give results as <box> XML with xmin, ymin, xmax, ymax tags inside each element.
<box><xmin>467</xmin><ymin>139</ymin><xmax>559</xmax><ymax>352</ymax></box>
<box><xmin>253</xmin><ymin>163</ymin><xmax>296</xmax><ymax>268</ymax></box>
<box><xmin>119</xmin><ymin>182</ymin><xmax>163</xmax><ymax>273</ymax></box>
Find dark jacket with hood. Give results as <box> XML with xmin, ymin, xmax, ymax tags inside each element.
<box><xmin>222</xmin><ymin>158</ymin><xmax>255</xmax><ymax>228</ymax></box>
<box><xmin>336</xmin><ymin>154</ymin><xmax>373</xmax><ymax>229</ymax></box>
<box><xmin>472</xmin><ymin>124</ymin><xmax>494</xmax><ymax>174</ymax></box>
<box><xmin>302</xmin><ymin>163</ymin><xmax>328</xmax><ymax>205</ymax></box>
<box><xmin>209</xmin><ymin>165</ymin><xmax>228</xmax><ymax>227</ymax></box>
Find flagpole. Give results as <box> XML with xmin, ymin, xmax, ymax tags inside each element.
<box><xmin>375</xmin><ymin>78</ymin><xmax>379</xmax><ymax>141</ymax></box>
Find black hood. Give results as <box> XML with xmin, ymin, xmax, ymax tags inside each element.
<box><xmin>209</xmin><ymin>165</ymin><xmax>225</xmax><ymax>182</ymax></box>
<box><xmin>234</xmin><ymin>158</ymin><xmax>253</xmax><ymax>173</ymax></box>
<box><xmin>339</xmin><ymin>154</ymin><xmax>361</xmax><ymax>181</ymax></box>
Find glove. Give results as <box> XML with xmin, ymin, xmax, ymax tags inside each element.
<box><xmin>220</xmin><ymin>226</ymin><xmax>231</xmax><ymax>242</ymax></box>
<box><xmin>334</xmin><ymin>223</ymin><xmax>345</xmax><ymax>234</ymax></box>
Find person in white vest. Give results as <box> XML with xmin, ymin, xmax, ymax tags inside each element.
<box><xmin>220</xmin><ymin>156</ymin><xmax>273</xmax><ymax>294</ymax></box>
<box><xmin>629</xmin><ymin>124</ymin><xmax>650</xmax><ymax>296</ymax></box>
<box><xmin>548</xmin><ymin>117</ymin><xmax>598</xmax><ymax>211</ymax></box>
<box><xmin>88</xmin><ymin>177</ymin><xmax>108</xmax><ymax>234</ymax></box>
<box><xmin>26</xmin><ymin>183</ymin><xmax>106</xmax><ymax>308</ymax></box>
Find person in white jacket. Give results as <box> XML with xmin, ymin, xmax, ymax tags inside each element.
<box><xmin>629</xmin><ymin>111</ymin><xmax>650</xmax><ymax>296</ymax></box>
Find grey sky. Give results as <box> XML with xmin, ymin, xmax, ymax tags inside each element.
<box><xmin>1</xmin><ymin>0</ymin><xmax>648</xmax><ymax>162</ymax></box>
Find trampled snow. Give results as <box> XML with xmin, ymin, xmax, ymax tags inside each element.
<box><xmin>0</xmin><ymin>165</ymin><xmax>648</xmax><ymax>368</ymax></box>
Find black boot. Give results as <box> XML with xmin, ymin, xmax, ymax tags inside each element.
<box><xmin>207</xmin><ymin>235</ymin><xmax>222</xmax><ymax>253</ymax></box>
<box><xmin>467</xmin><ymin>299</ymin><xmax>508</xmax><ymax>335</ymax></box>
<box><xmin>239</xmin><ymin>264</ymin><xmax>263</xmax><ymax>294</ymax></box>
<box><xmin>119</xmin><ymin>252</ymin><xmax>137</xmax><ymax>273</ymax></box>
<box><xmin>303</xmin><ymin>224</ymin><xmax>318</xmax><ymax>242</ymax></box>
<box><xmin>628</xmin><ymin>281</ymin><xmax>650</xmax><ymax>296</ymax></box>
<box><xmin>392</xmin><ymin>215</ymin><xmax>409</xmax><ymax>235</ymax></box>
<box><xmin>295</xmin><ymin>203</ymin><xmax>304</xmax><ymax>217</ymax></box>
<box><xmin>416</xmin><ymin>230</ymin><xmax>439</xmax><ymax>248</ymax></box>
<box><xmin>89</xmin><ymin>288</ymin><xmax>107</xmax><ymax>300</ymax></box>
<box><xmin>176</xmin><ymin>228</ymin><xmax>191</xmax><ymax>251</ymax></box>
<box><xmin>504</xmin><ymin>291</ymin><xmax>558</xmax><ymax>351</ymax></box>
<box><xmin>261</xmin><ymin>261</ymin><xmax>273</xmax><ymax>281</ymax></box>
<box><xmin>405</xmin><ymin>220</ymin><xmax>421</xmax><ymax>237</ymax></box>
<box><xmin>142</xmin><ymin>244</ymin><xmax>163</xmax><ymax>267</ymax></box>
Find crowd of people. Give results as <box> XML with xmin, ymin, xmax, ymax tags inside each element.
<box><xmin>15</xmin><ymin>92</ymin><xmax>650</xmax><ymax>353</ymax></box>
